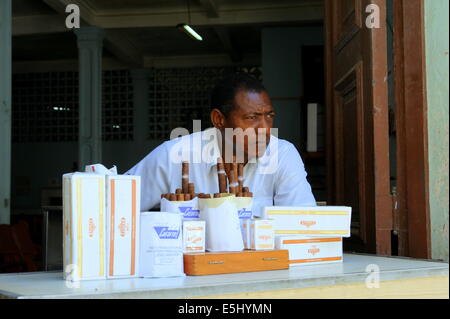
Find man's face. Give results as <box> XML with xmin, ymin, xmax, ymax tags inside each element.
<box><xmin>221</xmin><ymin>90</ymin><xmax>275</xmax><ymax>161</ymax></box>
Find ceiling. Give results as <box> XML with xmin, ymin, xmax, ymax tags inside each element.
<box><xmin>12</xmin><ymin>0</ymin><xmax>324</xmax><ymax>65</ymax></box>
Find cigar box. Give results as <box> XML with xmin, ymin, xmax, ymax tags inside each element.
<box><xmin>62</xmin><ymin>173</ymin><xmax>106</xmax><ymax>281</ymax></box>
<box><xmin>183</xmin><ymin>249</ymin><xmax>289</xmax><ymax>275</ymax></box>
<box><xmin>275</xmin><ymin>236</ymin><xmax>343</xmax><ymax>266</ymax></box>
<box><xmin>105</xmin><ymin>175</ymin><xmax>140</xmax><ymax>279</ymax></box>
<box><xmin>264</xmin><ymin>206</ymin><xmax>352</xmax><ymax>237</ymax></box>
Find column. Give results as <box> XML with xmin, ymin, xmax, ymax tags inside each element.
<box><xmin>130</xmin><ymin>69</ymin><xmax>150</xmax><ymax>156</ymax></box>
<box><xmin>0</xmin><ymin>0</ymin><xmax>12</xmax><ymax>224</ymax></box>
<box><xmin>75</xmin><ymin>27</ymin><xmax>105</xmax><ymax>170</ymax></box>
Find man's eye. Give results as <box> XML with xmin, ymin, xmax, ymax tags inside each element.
<box><xmin>267</xmin><ymin>113</ymin><xmax>275</xmax><ymax>118</ymax></box>
<box><xmin>246</xmin><ymin>116</ymin><xmax>256</xmax><ymax>120</ymax></box>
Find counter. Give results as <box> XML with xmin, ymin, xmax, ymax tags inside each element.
<box><xmin>0</xmin><ymin>253</ymin><xmax>448</xmax><ymax>299</ymax></box>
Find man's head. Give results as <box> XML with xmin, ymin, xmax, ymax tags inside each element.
<box><xmin>210</xmin><ymin>73</ymin><xmax>275</xmax><ymax>163</ymax></box>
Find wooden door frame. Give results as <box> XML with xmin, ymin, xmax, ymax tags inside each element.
<box><xmin>325</xmin><ymin>0</ymin><xmax>431</xmax><ymax>257</ymax></box>
<box><xmin>392</xmin><ymin>0</ymin><xmax>431</xmax><ymax>258</ymax></box>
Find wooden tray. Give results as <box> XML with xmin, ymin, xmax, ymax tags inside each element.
<box><xmin>183</xmin><ymin>249</ymin><xmax>289</xmax><ymax>275</ymax></box>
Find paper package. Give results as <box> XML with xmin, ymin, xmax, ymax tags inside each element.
<box><xmin>275</xmin><ymin>236</ymin><xmax>343</xmax><ymax>266</ymax></box>
<box><xmin>139</xmin><ymin>212</ymin><xmax>185</xmax><ymax>277</ymax></box>
<box><xmin>160</xmin><ymin>197</ymin><xmax>200</xmax><ymax>219</ymax></box>
<box><xmin>264</xmin><ymin>206</ymin><xmax>352</xmax><ymax>237</ymax></box>
<box><xmin>198</xmin><ymin>194</ymin><xmax>244</xmax><ymax>252</ymax></box>
<box><xmin>250</xmin><ymin>219</ymin><xmax>274</xmax><ymax>250</ymax></box>
<box><xmin>63</xmin><ymin>172</ymin><xmax>106</xmax><ymax>281</ymax></box>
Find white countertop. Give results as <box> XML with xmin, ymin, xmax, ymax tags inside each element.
<box><xmin>0</xmin><ymin>253</ymin><xmax>448</xmax><ymax>299</ymax></box>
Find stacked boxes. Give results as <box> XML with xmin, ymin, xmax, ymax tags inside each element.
<box><xmin>264</xmin><ymin>206</ymin><xmax>351</xmax><ymax>266</ymax></box>
<box><xmin>139</xmin><ymin>212</ymin><xmax>185</xmax><ymax>277</ymax></box>
<box><xmin>275</xmin><ymin>236</ymin><xmax>343</xmax><ymax>266</ymax></box>
<box><xmin>63</xmin><ymin>172</ymin><xmax>141</xmax><ymax>281</ymax></box>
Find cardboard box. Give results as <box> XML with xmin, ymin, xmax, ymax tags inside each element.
<box><xmin>250</xmin><ymin>219</ymin><xmax>274</xmax><ymax>250</ymax></box>
<box><xmin>62</xmin><ymin>173</ymin><xmax>106</xmax><ymax>281</ymax></box>
<box><xmin>182</xmin><ymin>220</ymin><xmax>205</xmax><ymax>253</ymax></box>
<box><xmin>275</xmin><ymin>236</ymin><xmax>343</xmax><ymax>266</ymax></box>
<box><xmin>105</xmin><ymin>175</ymin><xmax>141</xmax><ymax>279</ymax></box>
<box><xmin>264</xmin><ymin>206</ymin><xmax>352</xmax><ymax>237</ymax></box>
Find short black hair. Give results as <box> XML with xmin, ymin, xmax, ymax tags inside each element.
<box><xmin>210</xmin><ymin>72</ymin><xmax>267</xmax><ymax>117</ymax></box>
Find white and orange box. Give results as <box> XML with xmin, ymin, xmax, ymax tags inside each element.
<box><xmin>63</xmin><ymin>173</ymin><xmax>107</xmax><ymax>281</ymax></box>
<box><xmin>264</xmin><ymin>206</ymin><xmax>352</xmax><ymax>237</ymax></box>
<box><xmin>105</xmin><ymin>175</ymin><xmax>141</xmax><ymax>279</ymax></box>
<box><xmin>250</xmin><ymin>219</ymin><xmax>274</xmax><ymax>250</ymax></box>
<box><xmin>275</xmin><ymin>236</ymin><xmax>343</xmax><ymax>266</ymax></box>
<box><xmin>241</xmin><ymin>219</ymin><xmax>251</xmax><ymax>249</ymax></box>
<box><xmin>182</xmin><ymin>220</ymin><xmax>206</xmax><ymax>253</ymax></box>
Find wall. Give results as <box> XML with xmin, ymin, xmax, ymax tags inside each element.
<box><xmin>261</xmin><ymin>26</ymin><xmax>324</xmax><ymax>149</ymax></box>
<box><xmin>424</xmin><ymin>0</ymin><xmax>449</xmax><ymax>261</ymax></box>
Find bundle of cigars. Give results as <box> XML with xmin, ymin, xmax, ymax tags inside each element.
<box><xmin>161</xmin><ymin>158</ymin><xmax>253</xmax><ymax>201</ymax></box>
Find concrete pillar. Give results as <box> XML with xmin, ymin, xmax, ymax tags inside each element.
<box><xmin>130</xmin><ymin>69</ymin><xmax>150</xmax><ymax>156</ymax></box>
<box><xmin>75</xmin><ymin>27</ymin><xmax>105</xmax><ymax>170</ymax></box>
<box><xmin>0</xmin><ymin>0</ymin><xmax>12</xmax><ymax>224</ymax></box>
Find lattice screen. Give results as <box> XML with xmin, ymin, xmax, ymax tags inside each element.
<box><xmin>102</xmin><ymin>70</ymin><xmax>134</xmax><ymax>141</ymax></box>
<box><xmin>12</xmin><ymin>70</ymin><xmax>134</xmax><ymax>142</ymax></box>
<box><xmin>12</xmin><ymin>72</ymin><xmax>79</xmax><ymax>143</ymax></box>
<box><xmin>148</xmin><ymin>66</ymin><xmax>262</xmax><ymax>139</ymax></box>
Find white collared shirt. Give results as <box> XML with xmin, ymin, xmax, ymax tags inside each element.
<box><xmin>125</xmin><ymin>128</ymin><xmax>316</xmax><ymax>216</ymax></box>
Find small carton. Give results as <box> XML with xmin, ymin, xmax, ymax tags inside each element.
<box><xmin>275</xmin><ymin>236</ymin><xmax>343</xmax><ymax>266</ymax></box>
<box><xmin>105</xmin><ymin>175</ymin><xmax>141</xmax><ymax>279</ymax></box>
<box><xmin>182</xmin><ymin>220</ymin><xmax>206</xmax><ymax>253</ymax></box>
<box><xmin>241</xmin><ymin>219</ymin><xmax>251</xmax><ymax>249</ymax></box>
<box><xmin>250</xmin><ymin>219</ymin><xmax>274</xmax><ymax>250</ymax></box>
<box><xmin>62</xmin><ymin>173</ymin><xmax>106</xmax><ymax>281</ymax></box>
<box><xmin>264</xmin><ymin>206</ymin><xmax>352</xmax><ymax>237</ymax></box>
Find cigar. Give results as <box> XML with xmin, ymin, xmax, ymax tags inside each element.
<box><xmin>198</xmin><ymin>193</ymin><xmax>211</xmax><ymax>199</ymax></box>
<box><xmin>169</xmin><ymin>193</ymin><xmax>177</xmax><ymax>201</ymax></box>
<box><xmin>238</xmin><ymin>164</ymin><xmax>244</xmax><ymax>193</ymax></box>
<box><xmin>245</xmin><ymin>192</ymin><xmax>253</xmax><ymax>198</ymax></box>
<box><xmin>232</xmin><ymin>159</ymin><xmax>238</xmax><ymax>192</ymax></box>
<box><xmin>175</xmin><ymin>188</ymin><xmax>182</xmax><ymax>194</ymax></box>
<box><xmin>182</xmin><ymin>161</ymin><xmax>189</xmax><ymax>193</ymax></box>
<box><xmin>242</xmin><ymin>187</ymin><xmax>249</xmax><ymax>193</ymax></box>
<box><xmin>217</xmin><ymin>157</ymin><xmax>227</xmax><ymax>193</ymax></box>
<box><xmin>228</xmin><ymin>170</ymin><xmax>238</xmax><ymax>194</ymax></box>
<box><xmin>176</xmin><ymin>193</ymin><xmax>185</xmax><ymax>201</ymax></box>
<box><xmin>188</xmin><ymin>183</ymin><xmax>195</xmax><ymax>195</ymax></box>
<box><xmin>213</xmin><ymin>193</ymin><xmax>221</xmax><ymax>198</ymax></box>
<box><xmin>237</xmin><ymin>192</ymin><xmax>244</xmax><ymax>197</ymax></box>
<box><xmin>185</xmin><ymin>194</ymin><xmax>191</xmax><ymax>201</ymax></box>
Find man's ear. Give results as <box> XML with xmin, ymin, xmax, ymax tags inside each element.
<box><xmin>210</xmin><ymin>109</ymin><xmax>226</xmax><ymax>130</ymax></box>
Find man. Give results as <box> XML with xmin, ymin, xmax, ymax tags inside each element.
<box><xmin>126</xmin><ymin>73</ymin><xmax>316</xmax><ymax>216</ymax></box>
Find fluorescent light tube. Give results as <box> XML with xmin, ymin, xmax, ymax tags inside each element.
<box><xmin>177</xmin><ymin>23</ymin><xmax>203</xmax><ymax>41</ymax></box>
